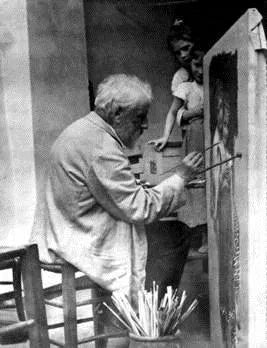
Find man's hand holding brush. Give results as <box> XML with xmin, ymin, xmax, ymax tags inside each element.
<box><xmin>176</xmin><ymin>151</ymin><xmax>203</xmax><ymax>183</ymax></box>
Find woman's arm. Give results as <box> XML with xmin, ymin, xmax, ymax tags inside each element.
<box><xmin>163</xmin><ymin>97</ymin><xmax>184</xmax><ymax>138</ymax></box>
<box><xmin>148</xmin><ymin>97</ymin><xmax>183</xmax><ymax>151</ymax></box>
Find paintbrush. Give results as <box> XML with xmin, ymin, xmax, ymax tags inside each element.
<box><xmin>104</xmin><ymin>285</ymin><xmax>198</xmax><ymax>337</ymax></box>
<box><xmin>161</xmin><ymin>151</ymin><xmax>242</xmax><ymax>176</ymax></box>
<box><xmin>198</xmin><ymin>152</ymin><xmax>242</xmax><ymax>174</ymax></box>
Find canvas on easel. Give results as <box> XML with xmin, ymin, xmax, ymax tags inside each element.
<box><xmin>204</xmin><ymin>8</ymin><xmax>267</xmax><ymax>348</ymax></box>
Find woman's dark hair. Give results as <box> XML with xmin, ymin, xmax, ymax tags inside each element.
<box><xmin>167</xmin><ymin>19</ymin><xmax>193</xmax><ymax>51</ymax></box>
<box><xmin>190</xmin><ymin>43</ymin><xmax>205</xmax><ymax>60</ymax></box>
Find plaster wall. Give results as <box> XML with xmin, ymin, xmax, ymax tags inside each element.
<box><xmin>0</xmin><ymin>0</ymin><xmax>89</xmax><ymax>244</ymax></box>
<box><xmin>0</xmin><ymin>0</ymin><xmax>35</xmax><ymax>244</ymax></box>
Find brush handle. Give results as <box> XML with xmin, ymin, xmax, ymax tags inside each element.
<box><xmin>198</xmin><ymin>152</ymin><xmax>242</xmax><ymax>174</ymax></box>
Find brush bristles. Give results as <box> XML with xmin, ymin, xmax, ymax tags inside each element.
<box><xmin>104</xmin><ymin>284</ymin><xmax>198</xmax><ymax>337</ymax></box>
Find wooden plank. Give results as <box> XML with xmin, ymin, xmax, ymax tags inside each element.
<box><xmin>0</xmin><ymin>320</ymin><xmax>34</xmax><ymax>344</ymax></box>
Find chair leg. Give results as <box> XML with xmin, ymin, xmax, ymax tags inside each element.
<box><xmin>12</xmin><ymin>258</ymin><xmax>26</xmax><ymax>321</ymax></box>
<box><xmin>92</xmin><ymin>288</ymin><xmax>107</xmax><ymax>348</ymax></box>
<box><xmin>21</xmin><ymin>245</ymin><xmax>50</xmax><ymax>348</ymax></box>
<box><xmin>62</xmin><ymin>263</ymin><xmax>78</xmax><ymax>348</ymax></box>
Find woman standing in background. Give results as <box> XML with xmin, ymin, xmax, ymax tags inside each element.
<box><xmin>149</xmin><ymin>19</ymin><xmax>195</xmax><ymax>151</ymax></box>
<box><xmin>145</xmin><ymin>20</ymin><xmax>201</xmax><ymax>299</ymax></box>
<box><xmin>149</xmin><ymin>20</ymin><xmax>208</xmax><ymax>255</ymax></box>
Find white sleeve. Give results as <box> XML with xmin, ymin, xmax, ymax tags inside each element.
<box><xmin>171</xmin><ymin>69</ymin><xmax>189</xmax><ymax>95</ymax></box>
<box><xmin>173</xmin><ymin>82</ymin><xmax>189</xmax><ymax>101</ymax></box>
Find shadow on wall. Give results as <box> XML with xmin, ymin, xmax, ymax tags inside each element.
<box><xmin>83</xmin><ymin>0</ymin><xmax>182</xmax><ymax>145</ymax></box>
<box><xmin>28</xmin><ymin>0</ymin><xmax>90</xmax><ymax>240</ymax></box>
<box><xmin>0</xmin><ymin>61</ymin><xmax>16</xmax><ymax>241</ymax></box>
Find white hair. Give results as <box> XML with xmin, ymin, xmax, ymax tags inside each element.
<box><xmin>94</xmin><ymin>74</ymin><xmax>153</xmax><ymax>118</ymax></box>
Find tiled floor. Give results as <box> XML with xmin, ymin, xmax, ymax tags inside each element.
<box><xmin>0</xmin><ymin>258</ymin><xmax>210</xmax><ymax>347</ymax></box>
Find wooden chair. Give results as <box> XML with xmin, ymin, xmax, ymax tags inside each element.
<box><xmin>41</xmin><ymin>260</ymin><xmax>127</xmax><ymax>348</ymax></box>
<box><xmin>0</xmin><ymin>257</ymin><xmax>25</xmax><ymax>321</ymax></box>
<box><xmin>0</xmin><ymin>244</ymin><xmax>49</xmax><ymax>347</ymax></box>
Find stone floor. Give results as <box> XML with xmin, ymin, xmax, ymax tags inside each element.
<box><xmin>180</xmin><ymin>257</ymin><xmax>210</xmax><ymax>347</ymax></box>
<box><xmin>0</xmin><ymin>257</ymin><xmax>210</xmax><ymax>347</ymax></box>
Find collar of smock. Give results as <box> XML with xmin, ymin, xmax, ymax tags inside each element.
<box><xmin>85</xmin><ymin>111</ymin><xmax>125</xmax><ymax>148</ymax></box>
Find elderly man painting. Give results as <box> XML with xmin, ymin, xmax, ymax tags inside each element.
<box><xmin>34</xmin><ymin>74</ymin><xmax>202</xmax><ymax>341</ymax></box>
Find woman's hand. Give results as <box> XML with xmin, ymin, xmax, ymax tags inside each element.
<box><xmin>176</xmin><ymin>152</ymin><xmax>203</xmax><ymax>182</ymax></box>
<box><xmin>147</xmin><ymin>137</ymin><xmax>168</xmax><ymax>152</ymax></box>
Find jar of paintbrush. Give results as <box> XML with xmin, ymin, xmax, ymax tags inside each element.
<box><xmin>129</xmin><ymin>333</ymin><xmax>181</xmax><ymax>348</ymax></box>
<box><xmin>104</xmin><ymin>283</ymin><xmax>198</xmax><ymax>348</ymax></box>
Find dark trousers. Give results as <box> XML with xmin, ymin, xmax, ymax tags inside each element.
<box><xmin>145</xmin><ymin>220</ymin><xmax>191</xmax><ymax>301</ymax></box>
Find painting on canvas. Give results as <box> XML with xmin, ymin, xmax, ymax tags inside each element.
<box><xmin>204</xmin><ymin>8</ymin><xmax>267</xmax><ymax>348</ymax></box>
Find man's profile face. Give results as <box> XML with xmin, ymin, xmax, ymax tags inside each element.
<box><xmin>222</xmin><ymin>102</ymin><xmax>230</xmax><ymax>147</ymax></box>
<box><xmin>216</xmin><ymin>93</ymin><xmax>230</xmax><ymax>147</ymax></box>
<box><xmin>114</xmin><ymin>105</ymin><xmax>149</xmax><ymax>148</ymax></box>
<box><xmin>216</xmin><ymin>95</ymin><xmax>224</xmax><ymax>138</ymax></box>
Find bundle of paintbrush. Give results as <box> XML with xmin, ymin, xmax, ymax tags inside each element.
<box><xmin>158</xmin><ymin>287</ymin><xmax>198</xmax><ymax>336</ymax></box>
<box><xmin>103</xmin><ymin>283</ymin><xmax>198</xmax><ymax>337</ymax></box>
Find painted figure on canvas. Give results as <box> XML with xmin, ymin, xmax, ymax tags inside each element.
<box><xmin>209</xmin><ymin>52</ymin><xmax>240</xmax><ymax>347</ymax></box>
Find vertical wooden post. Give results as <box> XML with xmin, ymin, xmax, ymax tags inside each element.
<box><xmin>92</xmin><ymin>287</ymin><xmax>107</xmax><ymax>348</ymax></box>
<box><xmin>21</xmin><ymin>244</ymin><xmax>49</xmax><ymax>348</ymax></box>
<box><xmin>62</xmin><ymin>262</ymin><xmax>78</xmax><ymax>348</ymax></box>
<box><xmin>12</xmin><ymin>258</ymin><xmax>26</xmax><ymax>321</ymax></box>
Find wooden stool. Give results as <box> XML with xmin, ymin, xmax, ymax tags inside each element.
<box><xmin>41</xmin><ymin>260</ymin><xmax>127</xmax><ymax>348</ymax></box>
<box><xmin>0</xmin><ymin>244</ymin><xmax>49</xmax><ymax>347</ymax></box>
